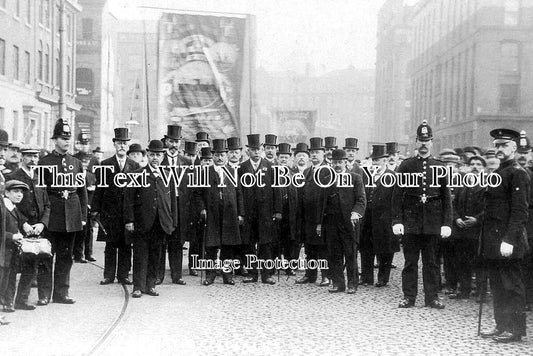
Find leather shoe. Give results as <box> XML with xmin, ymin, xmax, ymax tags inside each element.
<box><xmin>132</xmin><ymin>290</ymin><xmax>142</xmax><ymax>298</ymax></box>
<box><xmin>375</xmin><ymin>281</ymin><xmax>387</xmax><ymax>287</ymax></box>
<box><xmin>53</xmin><ymin>297</ymin><xmax>76</xmax><ymax>304</ymax></box>
<box><xmin>100</xmin><ymin>278</ymin><xmax>114</xmax><ymax>285</ymax></box>
<box><xmin>223</xmin><ymin>279</ymin><xmax>235</xmax><ymax>285</ymax></box>
<box><xmin>74</xmin><ymin>258</ymin><xmax>88</xmax><ymax>264</ymax></box>
<box><xmin>295</xmin><ymin>276</ymin><xmax>312</xmax><ymax>284</ymax></box>
<box><xmin>449</xmin><ymin>292</ymin><xmax>469</xmax><ymax>300</ymax></box>
<box><xmin>202</xmin><ymin>279</ymin><xmax>214</xmax><ymax>286</ymax></box>
<box><xmin>146</xmin><ymin>288</ymin><xmax>159</xmax><ymax>296</ymax></box>
<box><xmin>155</xmin><ymin>278</ymin><xmax>163</xmax><ymax>285</ymax></box>
<box><xmin>118</xmin><ymin>278</ymin><xmax>133</xmax><ymax>285</ymax></box>
<box><xmin>426</xmin><ymin>299</ymin><xmax>445</xmax><ymax>309</ymax></box>
<box><xmin>37</xmin><ymin>297</ymin><xmax>49</xmax><ymax>306</ymax></box>
<box><xmin>492</xmin><ymin>331</ymin><xmax>522</xmax><ymax>343</ymax></box>
<box><xmin>15</xmin><ymin>303</ymin><xmax>36</xmax><ymax>310</ymax></box>
<box><xmin>319</xmin><ymin>277</ymin><xmax>330</xmax><ymax>287</ymax></box>
<box><xmin>86</xmin><ymin>256</ymin><xmax>96</xmax><ymax>262</ymax></box>
<box><xmin>3</xmin><ymin>304</ymin><xmax>15</xmax><ymax>313</ymax></box>
<box><xmin>262</xmin><ymin>277</ymin><xmax>276</xmax><ymax>285</ymax></box>
<box><xmin>328</xmin><ymin>286</ymin><xmax>345</xmax><ymax>293</ymax></box>
<box><xmin>398</xmin><ymin>298</ymin><xmax>415</xmax><ymax>308</ymax></box>
<box><xmin>243</xmin><ymin>277</ymin><xmax>258</xmax><ymax>283</ymax></box>
<box><xmin>189</xmin><ymin>269</ymin><xmax>199</xmax><ymax>276</ymax></box>
<box><xmin>480</xmin><ymin>328</ymin><xmax>503</xmax><ymax>338</ymax></box>
<box><xmin>172</xmin><ymin>278</ymin><xmax>186</xmax><ymax>285</ymax></box>
<box><xmin>346</xmin><ymin>287</ymin><xmax>357</xmax><ymax>294</ymax></box>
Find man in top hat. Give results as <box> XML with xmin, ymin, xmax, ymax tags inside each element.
<box><xmin>124</xmin><ymin>140</ymin><xmax>177</xmax><ymax>298</ymax></box>
<box><xmin>391</xmin><ymin>120</ymin><xmax>452</xmax><ymax>309</ymax></box>
<box><xmin>182</xmin><ymin>141</ymin><xmax>198</xmax><ymax>165</ymax></box>
<box><xmin>195</xmin><ymin>132</ymin><xmax>211</xmax><ymax>165</ymax></box>
<box><xmin>264</xmin><ymin>134</ymin><xmax>278</xmax><ymax>165</ymax></box>
<box><xmin>293</xmin><ymin>143</ymin><xmax>310</xmax><ymax>174</ymax></box>
<box><xmin>324</xmin><ymin>137</ymin><xmax>338</xmax><ymax>165</ymax></box>
<box><xmin>344</xmin><ymin>138</ymin><xmax>363</xmax><ymax>174</ymax></box>
<box><xmin>317</xmin><ymin>149</ymin><xmax>366</xmax><ymax>294</ymax></box>
<box><xmin>200</xmin><ymin>147</ymin><xmax>214</xmax><ymax>166</ymax></box>
<box><xmin>195</xmin><ymin>139</ymin><xmax>244</xmax><ymax>285</ymax></box>
<box><xmin>0</xmin><ymin>129</ymin><xmax>9</xmax><ymax>195</ymax></box>
<box><xmin>5</xmin><ymin>144</ymin><xmax>50</xmax><ymax>309</ymax></box>
<box><xmin>386</xmin><ymin>142</ymin><xmax>400</xmax><ymax>171</ymax></box>
<box><xmin>227</xmin><ymin>137</ymin><xmax>243</xmax><ymax>169</ymax></box>
<box><xmin>239</xmin><ymin>134</ymin><xmax>282</xmax><ymax>284</ymax></box>
<box><xmin>296</xmin><ymin>137</ymin><xmax>330</xmax><ymax>286</ymax></box>
<box><xmin>479</xmin><ymin>128</ymin><xmax>530</xmax><ymax>342</ymax></box>
<box><xmin>127</xmin><ymin>143</ymin><xmax>146</xmax><ymax>167</ymax></box>
<box><xmin>162</xmin><ymin>124</ymin><xmax>186</xmax><ymax>168</ymax></box>
<box><xmin>38</xmin><ymin>119</ymin><xmax>88</xmax><ymax>305</ymax></box>
<box><xmin>92</xmin><ymin>128</ymin><xmax>139</xmax><ymax>286</ymax></box>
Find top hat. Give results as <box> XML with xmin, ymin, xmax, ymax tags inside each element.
<box><xmin>264</xmin><ymin>134</ymin><xmax>278</xmax><ymax>147</ymax></box>
<box><xmin>324</xmin><ymin>137</ymin><xmax>338</xmax><ymax>149</ymax></box>
<box><xmin>127</xmin><ymin>143</ymin><xmax>146</xmax><ymax>156</ymax></box>
<box><xmin>518</xmin><ymin>130</ymin><xmax>531</xmax><ymax>154</ymax></box>
<box><xmin>227</xmin><ymin>137</ymin><xmax>242</xmax><ymax>150</ymax></box>
<box><xmin>93</xmin><ymin>146</ymin><xmax>103</xmax><ymax>154</ymax></box>
<box><xmin>277</xmin><ymin>143</ymin><xmax>292</xmax><ymax>155</ymax></box>
<box><xmin>212</xmin><ymin>139</ymin><xmax>228</xmax><ymax>153</ymax></box>
<box><xmin>246</xmin><ymin>134</ymin><xmax>261</xmax><ymax>149</ymax></box>
<box><xmin>331</xmin><ymin>149</ymin><xmax>346</xmax><ymax>161</ymax></box>
<box><xmin>386</xmin><ymin>142</ymin><xmax>399</xmax><ymax>155</ymax></box>
<box><xmin>196</xmin><ymin>131</ymin><xmax>210</xmax><ymax>143</ymax></box>
<box><xmin>309</xmin><ymin>137</ymin><xmax>325</xmax><ymax>151</ymax></box>
<box><xmin>454</xmin><ymin>147</ymin><xmax>464</xmax><ymax>155</ymax></box>
<box><xmin>0</xmin><ymin>129</ymin><xmax>8</xmax><ymax>146</ymax></box>
<box><xmin>344</xmin><ymin>138</ymin><xmax>359</xmax><ymax>150</ymax></box>
<box><xmin>416</xmin><ymin>120</ymin><xmax>433</xmax><ymax>141</ymax></box>
<box><xmin>370</xmin><ymin>144</ymin><xmax>389</xmax><ymax>159</ymax></box>
<box><xmin>183</xmin><ymin>141</ymin><xmax>198</xmax><ymax>155</ymax></box>
<box><xmin>165</xmin><ymin>125</ymin><xmax>183</xmax><ymax>140</ymax></box>
<box><xmin>5</xmin><ymin>180</ymin><xmax>29</xmax><ymax>191</ymax></box>
<box><xmin>78</xmin><ymin>132</ymin><xmax>90</xmax><ymax>144</ymax></box>
<box><xmin>490</xmin><ymin>128</ymin><xmax>520</xmax><ymax>144</ymax></box>
<box><xmin>52</xmin><ymin>119</ymin><xmax>72</xmax><ymax>139</ymax></box>
<box><xmin>20</xmin><ymin>144</ymin><xmax>41</xmax><ymax>155</ymax></box>
<box><xmin>200</xmin><ymin>147</ymin><xmax>213</xmax><ymax>160</ymax></box>
<box><xmin>113</xmin><ymin>128</ymin><xmax>131</xmax><ymax>142</ymax></box>
<box><xmin>146</xmin><ymin>140</ymin><xmax>166</xmax><ymax>153</ymax></box>
<box><xmin>293</xmin><ymin>142</ymin><xmax>310</xmax><ymax>156</ymax></box>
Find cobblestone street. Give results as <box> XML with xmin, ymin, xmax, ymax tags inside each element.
<box><xmin>2</xmin><ymin>242</ymin><xmax>532</xmax><ymax>355</ymax></box>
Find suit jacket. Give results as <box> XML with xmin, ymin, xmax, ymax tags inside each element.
<box><xmin>0</xmin><ymin>199</ymin><xmax>26</xmax><ymax>267</ymax></box>
<box><xmin>301</xmin><ymin>163</ymin><xmax>329</xmax><ymax>245</ymax></box>
<box><xmin>370</xmin><ymin>168</ymin><xmax>399</xmax><ymax>254</ymax></box>
<box><xmin>6</xmin><ymin>168</ymin><xmax>50</xmax><ymax>228</ymax></box>
<box><xmin>124</xmin><ymin>165</ymin><xmax>177</xmax><ymax>236</ymax></box>
<box><xmin>92</xmin><ymin>155</ymin><xmax>140</xmax><ymax>242</ymax></box>
<box><xmin>238</xmin><ymin>158</ymin><xmax>282</xmax><ymax>244</ymax></box>
<box><xmin>453</xmin><ymin>182</ymin><xmax>485</xmax><ymax>240</ymax></box>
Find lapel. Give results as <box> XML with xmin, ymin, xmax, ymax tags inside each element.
<box><xmin>110</xmin><ymin>155</ymin><xmax>121</xmax><ymax>173</ymax></box>
<box><xmin>123</xmin><ymin>158</ymin><xmax>136</xmax><ymax>173</ymax></box>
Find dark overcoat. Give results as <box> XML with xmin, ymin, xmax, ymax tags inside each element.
<box><xmin>301</xmin><ymin>163</ymin><xmax>329</xmax><ymax>245</ymax></box>
<box><xmin>370</xmin><ymin>169</ymin><xmax>400</xmax><ymax>254</ymax></box>
<box><xmin>453</xmin><ymin>183</ymin><xmax>485</xmax><ymax>240</ymax></box>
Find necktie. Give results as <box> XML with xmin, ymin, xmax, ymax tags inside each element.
<box><xmin>119</xmin><ymin>160</ymin><xmax>124</xmax><ymax>172</ymax></box>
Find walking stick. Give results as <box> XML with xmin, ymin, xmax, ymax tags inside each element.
<box><xmin>477</xmin><ymin>260</ymin><xmax>487</xmax><ymax>336</ymax></box>
<box><xmin>201</xmin><ymin>219</ymin><xmax>207</xmax><ymax>285</ymax></box>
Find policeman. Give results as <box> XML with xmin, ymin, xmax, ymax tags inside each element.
<box><xmin>479</xmin><ymin>128</ymin><xmax>529</xmax><ymax>343</ymax></box>
<box><xmin>391</xmin><ymin>120</ymin><xmax>452</xmax><ymax>309</ymax></box>
<box><xmin>38</xmin><ymin>119</ymin><xmax>88</xmax><ymax>305</ymax></box>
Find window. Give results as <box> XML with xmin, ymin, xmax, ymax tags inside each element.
<box><xmin>13</xmin><ymin>45</ymin><xmax>19</xmax><ymax>80</ymax></box>
<box><xmin>12</xmin><ymin>111</ymin><xmax>19</xmax><ymax>140</ymax></box>
<box><xmin>501</xmin><ymin>41</ymin><xmax>520</xmax><ymax>74</ymax></box>
<box><xmin>500</xmin><ymin>84</ymin><xmax>519</xmax><ymax>113</ymax></box>
<box><xmin>0</xmin><ymin>39</ymin><xmax>5</xmax><ymax>75</ymax></box>
<box><xmin>43</xmin><ymin>0</ymin><xmax>49</xmax><ymax>27</ymax></box>
<box><xmin>82</xmin><ymin>18</ymin><xmax>93</xmax><ymax>40</ymax></box>
<box><xmin>39</xmin><ymin>0</ymin><xmax>43</xmax><ymax>23</ymax></box>
<box><xmin>38</xmin><ymin>41</ymin><xmax>43</xmax><ymax>80</ymax></box>
<box><xmin>66</xmin><ymin>56</ymin><xmax>70</xmax><ymax>92</ymax></box>
<box><xmin>24</xmin><ymin>51</ymin><xmax>30</xmax><ymax>84</ymax></box>
<box><xmin>44</xmin><ymin>45</ymin><xmax>49</xmax><ymax>83</ymax></box>
<box><xmin>55</xmin><ymin>50</ymin><xmax>59</xmax><ymax>86</ymax></box>
<box><xmin>504</xmin><ymin>0</ymin><xmax>520</xmax><ymax>26</ymax></box>
<box><xmin>76</xmin><ymin>68</ymin><xmax>93</xmax><ymax>96</ymax></box>
<box><xmin>26</xmin><ymin>0</ymin><xmax>31</xmax><ymax>23</ymax></box>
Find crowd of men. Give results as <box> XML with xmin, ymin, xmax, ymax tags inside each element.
<box><xmin>0</xmin><ymin>118</ymin><xmax>531</xmax><ymax>344</ymax></box>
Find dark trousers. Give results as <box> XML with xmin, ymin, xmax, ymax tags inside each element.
<box><xmin>103</xmin><ymin>239</ymin><xmax>132</xmax><ymax>281</ymax></box>
<box><xmin>440</xmin><ymin>238</ymin><xmax>459</xmax><ymax>290</ymax></box>
<box><xmin>158</xmin><ymin>237</ymin><xmax>183</xmax><ymax>282</ymax></box>
<box><xmin>523</xmin><ymin>247</ymin><xmax>533</xmax><ymax>305</ymax></box>
<box><xmin>14</xmin><ymin>254</ymin><xmax>43</xmax><ymax>304</ymax></box>
<box><xmin>2</xmin><ymin>252</ymin><xmax>33</xmax><ymax>305</ymax></box>
<box><xmin>455</xmin><ymin>238</ymin><xmax>477</xmax><ymax>295</ymax></box>
<box><xmin>40</xmin><ymin>231</ymin><xmax>76</xmax><ymax>300</ymax></box>
<box><xmin>376</xmin><ymin>253</ymin><xmax>394</xmax><ymax>284</ymax></box>
<box><xmin>133</xmin><ymin>221</ymin><xmax>166</xmax><ymax>292</ymax></box>
<box><xmin>360</xmin><ymin>248</ymin><xmax>374</xmax><ymax>284</ymax></box>
<box><xmin>245</xmin><ymin>242</ymin><xmax>274</xmax><ymax>280</ymax></box>
<box><xmin>304</xmin><ymin>243</ymin><xmax>329</xmax><ymax>281</ymax></box>
<box><xmin>401</xmin><ymin>234</ymin><xmax>439</xmax><ymax>303</ymax></box>
<box><xmin>73</xmin><ymin>222</ymin><xmax>93</xmax><ymax>260</ymax></box>
<box><xmin>205</xmin><ymin>245</ymin><xmax>236</xmax><ymax>282</ymax></box>
<box><xmin>325</xmin><ymin>216</ymin><xmax>357</xmax><ymax>289</ymax></box>
<box><xmin>488</xmin><ymin>259</ymin><xmax>527</xmax><ymax>336</ymax></box>
<box><xmin>188</xmin><ymin>239</ymin><xmax>200</xmax><ymax>270</ymax></box>
<box><xmin>276</xmin><ymin>222</ymin><xmax>299</xmax><ymax>272</ymax></box>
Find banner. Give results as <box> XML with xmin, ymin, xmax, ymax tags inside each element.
<box><xmin>158</xmin><ymin>13</ymin><xmax>247</xmax><ymax>138</ymax></box>
<box><xmin>277</xmin><ymin>110</ymin><xmax>317</xmax><ymax>144</ymax></box>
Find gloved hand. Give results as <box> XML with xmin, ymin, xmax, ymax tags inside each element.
<box><xmin>273</xmin><ymin>213</ymin><xmax>282</xmax><ymax>221</ymax></box>
<box><xmin>316</xmin><ymin>224</ymin><xmax>322</xmax><ymax>237</ymax></box>
<box><xmin>392</xmin><ymin>224</ymin><xmax>404</xmax><ymax>236</ymax></box>
<box><xmin>440</xmin><ymin>226</ymin><xmax>451</xmax><ymax>238</ymax></box>
<box><xmin>500</xmin><ymin>242</ymin><xmax>514</xmax><ymax>257</ymax></box>
<box><xmin>200</xmin><ymin>210</ymin><xmax>207</xmax><ymax>222</ymax></box>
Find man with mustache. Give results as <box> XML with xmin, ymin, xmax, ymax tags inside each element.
<box><xmin>392</xmin><ymin>120</ymin><xmax>452</xmax><ymax>309</ymax></box>
<box><xmin>263</xmin><ymin>134</ymin><xmax>278</xmax><ymax>165</ymax></box>
<box><xmin>479</xmin><ymin>128</ymin><xmax>529</xmax><ymax>343</ymax></box>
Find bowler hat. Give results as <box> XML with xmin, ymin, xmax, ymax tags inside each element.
<box><xmin>127</xmin><ymin>143</ymin><xmax>146</xmax><ymax>156</ymax></box>
<box><xmin>370</xmin><ymin>145</ymin><xmax>389</xmax><ymax>159</ymax></box>
<box><xmin>324</xmin><ymin>137</ymin><xmax>337</xmax><ymax>149</ymax></box>
<box><xmin>0</xmin><ymin>129</ymin><xmax>8</xmax><ymax>146</ymax></box>
<box><xmin>183</xmin><ymin>141</ymin><xmax>198</xmax><ymax>155</ymax></box>
<box><xmin>344</xmin><ymin>138</ymin><xmax>358</xmax><ymax>150</ymax></box>
<box><xmin>212</xmin><ymin>139</ymin><xmax>228</xmax><ymax>153</ymax></box>
<box><xmin>277</xmin><ymin>143</ymin><xmax>292</xmax><ymax>155</ymax></box>
<box><xmin>227</xmin><ymin>137</ymin><xmax>242</xmax><ymax>150</ymax></box>
<box><xmin>52</xmin><ymin>119</ymin><xmax>72</xmax><ymax>139</ymax></box>
<box><xmin>5</xmin><ymin>180</ymin><xmax>29</xmax><ymax>191</ymax></box>
<box><xmin>331</xmin><ymin>149</ymin><xmax>347</xmax><ymax>161</ymax></box>
<box><xmin>200</xmin><ymin>147</ymin><xmax>213</xmax><ymax>160</ymax></box>
<box><xmin>264</xmin><ymin>134</ymin><xmax>278</xmax><ymax>147</ymax></box>
<box><xmin>165</xmin><ymin>125</ymin><xmax>183</xmax><ymax>140</ymax></box>
<box><xmin>246</xmin><ymin>134</ymin><xmax>261</xmax><ymax>149</ymax></box>
<box><xmin>93</xmin><ymin>146</ymin><xmax>103</xmax><ymax>154</ymax></box>
<box><xmin>309</xmin><ymin>137</ymin><xmax>324</xmax><ymax>151</ymax></box>
<box><xmin>146</xmin><ymin>140</ymin><xmax>166</xmax><ymax>153</ymax></box>
<box><xmin>293</xmin><ymin>142</ymin><xmax>310</xmax><ymax>156</ymax></box>
<box><xmin>113</xmin><ymin>128</ymin><xmax>131</xmax><ymax>142</ymax></box>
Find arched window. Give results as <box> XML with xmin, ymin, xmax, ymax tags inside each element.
<box><xmin>76</xmin><ymin>68</ymin><xmax>93</xmax><ymax>96</ymax></box>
